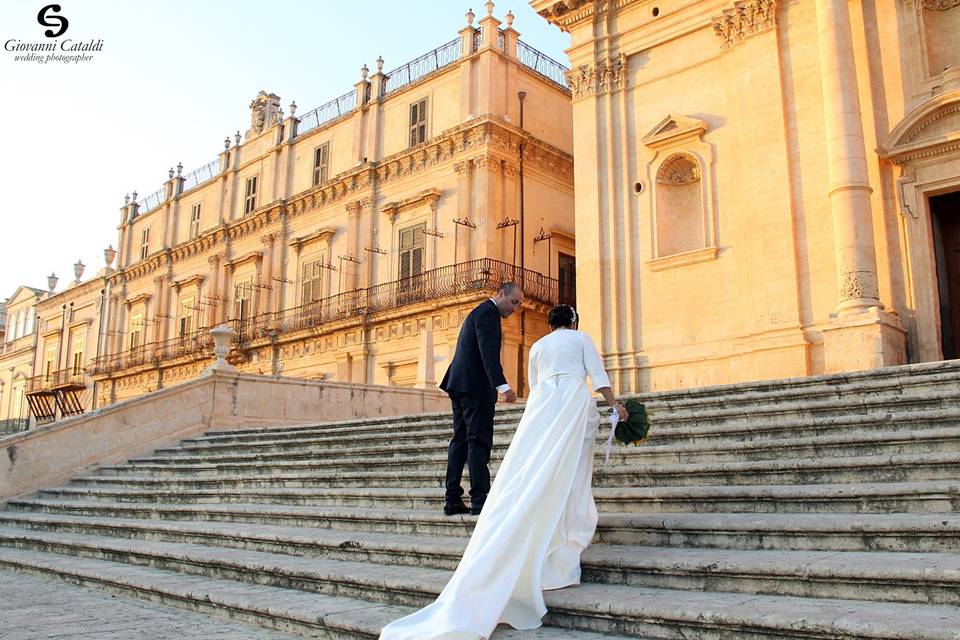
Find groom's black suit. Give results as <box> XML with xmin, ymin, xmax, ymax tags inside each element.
<box><xmin>439</xmin><ymin>299</ymin><xmax>506</xmax><ymax>509</ymax></box>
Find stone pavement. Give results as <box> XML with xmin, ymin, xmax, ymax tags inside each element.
<box><xmin>0</xmin><ymin>568</ymin><xmax>302</xmax><ymax>640</ymax></box>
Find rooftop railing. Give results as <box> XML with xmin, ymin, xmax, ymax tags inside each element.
<box><xmin>297</xmin><ymin>90</ymin><xmax>357</xmax><ymax>135</ymax></box>
<box><xmin>137</xmin><ymin>187</ymin><xmax>165</xmax><ymax>214</ymax></box>
<box><xmin>181</xmin><ymin>158</ymin><xmax>220</xmax><ymax>192</ymax></box>
<box><xmin>517</xmin><ymin>40</ymin><xmax>569</xmax><ymax>90</ymax></box>
<box><xmin>384</xmin><ymin>38</ymin><xmax>461</xmax><ymax>96</ymax></box>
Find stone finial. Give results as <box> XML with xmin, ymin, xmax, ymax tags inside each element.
<box><xmin>466</xmin><ymin>7</ymin><xmax>475</xmax><ymax>25</ymax></box>
<box><xmin>289</xmin><ymin>100</ymin><xmax>297</xmax><ymax>116</ymax></box>
<box><xmin>124</xmin><ymin>194</ymin><xmax>130</xmax><ymax>205</ymax></box>
<box><xmin>234</xmin><ymin>131</ymin><xmax>241</xmax><ymax>146</ymax></box>
<box><xmin>505</xmin><ymin>9</ymin><xmax>514</xmax><ymax>27</ymax></box>
<box><xmin>203</xmin><ymin>324</ymin><xmax>238</xmax><ymax>376</ymax></box>
<box><xmin>485</xmin><ymin>1</ymin><xmax>494</xmax><ymax>16</ymax></box>
<box><xmin>132</xmin><ymin>190</ymin><xmax>138</xmax><ymax>201</ymax></box>
<box><xmin>224</xmin><ymin>136</ymin><xmax>231</xmax><ymax>150</ymax></box>
<box><xmin>376</xmin><ymin>55</ymin><xmax>384</xmax><ymax>72</ymax></box>
<box><xmin>177</xmin><ymin>162</ymin><xmax>183</xmax><ymax>176</ymax></box>
<box><xmin>104</xmin><ymin>245</ymin><xmax>117</xmax><ymax>268</ymax></box>
<box><xmin>73</xmin><ymin>260</ymin><xmax>85</xmax><ymax>284</ymax></box>
<box><xmin>47</xmin><ymin>273</ymin><xmax>58</xmax><ymax>293</ymax></box>
<box><xmin>168</xmin><ymin>167</ymin><xmax>175</xmax><ymax>180</ymax></box>
<box><xmin>360</xmin><ymin>63</ymin><xmax>369</xmax><ymax>80</ymax></box>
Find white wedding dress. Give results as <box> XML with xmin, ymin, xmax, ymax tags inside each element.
<box><xmin>379</xmin><ymin>328</ymin><xmax>611</xmax><ymax>640</ymax></box>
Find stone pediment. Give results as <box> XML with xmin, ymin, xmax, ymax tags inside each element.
<box><xmin>881</xmin><ymin>90</ymin><xmax>960</xmax><ymax>163</ymax></box>
<box><xmin>642</xmin><ymin>115</ymin><xmax>709</xmax><ymax>150</ymax></box>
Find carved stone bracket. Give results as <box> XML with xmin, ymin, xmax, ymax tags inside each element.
<box><xmin>712</xmin><ymin>0</ymin><xmax>780</xmax><ymax>50</ymax></box>
<box><xmin>566</xmin><ymin>53</ymin><xmax>627</xmax><ymax>101</ymax></box>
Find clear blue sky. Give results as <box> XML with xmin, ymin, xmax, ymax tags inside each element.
<box><xmin>0</xmin><ymin>0</ymin><xmax>570</xmax><ymax>300</ymax></box>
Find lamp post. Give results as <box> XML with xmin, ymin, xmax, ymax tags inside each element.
<box><xmin>533</xmin><ymin>226</ymin><xmax>554</xmax><ymax>278</ymax></box>
<box><xmin>452</xmin><ymin>217</ymin><xmax>477</xmax><ymax>269</ymax></box>
<box><xmin>337</xmin><ymin>254</ymin><xmax>361</xmax><ymax>295</ymax></box>
<box><xmin>496</xmin><ymin>216</ymin><xmax>520</xmax><ymax>266</ymax></box>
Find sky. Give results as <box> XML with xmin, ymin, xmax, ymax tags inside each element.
<box><xmin>0</xmin><ymin>0</ymin><xmax>570</xmax><ymax>301</ymax></box>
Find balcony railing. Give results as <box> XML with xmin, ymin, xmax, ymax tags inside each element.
<box><xmin>231</xmin><ymin>258</ymin><xmax>560</xmax><ymax>342</ymax></box>
<box><xmin>384</xmin><ymin>38</ymin><xmax>461</xmax><ymax>96</ymax></box>
<box><xmin>90</xmin><ymin>329</ymin><xmax>214</xmax><ymax>376</ymax></box>
<box><xmin>25</xmin><ymin>369</ymin><xmax>85</xmax><ymax>394</ymax></box>
<box><xmin>517</xmin><ymin>40</ymin><xmax>569</xmax><ymax>90</ymax></box>
<box><xmin>297</xmin><ymin>90</ymin><xmax>357</xmax><ymax>135</ymax></box>
<box><xmin>0</xmin><ymin>418</ymin><xmax>29</xmax><ymax>435</ymax></box>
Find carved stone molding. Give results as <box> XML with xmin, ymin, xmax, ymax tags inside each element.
<box><xmin>712</xmin><ymin>0</ymin><xmax>779</xmax><ymax>50</ymax></box>
<box><xmin>921</xmin><ymin>0</ymin><xmax>960</xmax><ymax>9</ymax></box>
<box><xmin>566</xmin><ymin>53</ymin><xmax>626</xmax><ymax>101</ymax></box>
<box><xmin>381</xmin><ymin>189</ymin><xmax>443</xmax><ymax>222</ymax></box>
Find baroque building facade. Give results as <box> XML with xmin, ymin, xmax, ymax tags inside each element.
<box><xmin>0</xmin><ymin>286</ymin><xmax>43</xmax><ymax>431</ymax></box>
<box><xmin>533</xmin><ymin>0</ymin><xmax>960</xmax><ymax>392</ymax></box>
<box><xmin>83</xmin><ymin>6</ymin><xmax>575</xmax><ymax>408</ymax></box>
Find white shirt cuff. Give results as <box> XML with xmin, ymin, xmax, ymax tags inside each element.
<box><xmin>496</xmin><ymin>384</ymin><xmax>511</xmax><ymax>393</ymax></box>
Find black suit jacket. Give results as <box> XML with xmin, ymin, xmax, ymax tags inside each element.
<box><xmin>439</xmin><ymin>299</ymin><xmax>506</xmax><ymax>404</ymax></box>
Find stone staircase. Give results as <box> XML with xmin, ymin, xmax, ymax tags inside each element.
<box><xmin>2</xmin><ymin>361</ymin><xmax>960</xmax><ymax>638</ymax></box>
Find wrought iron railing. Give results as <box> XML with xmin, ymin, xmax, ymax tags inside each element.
<box><xmin>25</xmin><ymin>369</ymin><xmax>84</xmax><ymax>393</ymax></box>
<box><xmin>181</xmin><ymin>158</ymin><xmax>220</xmax><ymax>192</ymax></box>
<box><xmin>384</xmin><ymin>38</ymin><xmax>461</xmax><ymax>96</ymax></box>
<box><xmin>0</xmin><ymin>418</ymin><xmax>29</xmax><ymax>435</ymax></box>
<box><xmin>517</xmin><ymin>40</ymin><xmax>570</xmax><ymax>90</ymax></box>
<box><xmin>231</xmin><ymin>258</ymin><xmax>559</xmax><ymax>342</ymax></box>
<box><xmin>90</xmin><ymin>329</ymin><xmax>214</xmax><ymax>375</ymax></box>
<box><xmin>137</xmin><ymin>187</ymin><xmax>165</xmax><ymax>214</ymax></box>
<box><xmin>297</xmin><ymin>90</ymin><xmax>357</xmax><ymax>135</ymax></box>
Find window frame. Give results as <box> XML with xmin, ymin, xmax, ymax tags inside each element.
<box><xmin>140</xmin><ymin>228</ymin><xmax>150</xmax><ymax>260</ymax></box>
<box><xmin>409</xmin><ymin>98</ymin><xmax>428</xmax><ymax>147</ymax></box>
<box><xmin>312</xmin><ymin>143</ymin><xmax>330</xmax><ymax>187</ymax></box>
<box><xmin>189</xmin><ymin>203</ymin><xmax>202</xmax><ymax>239</ymax></box>
<box><xmin>244</xmin><ymin>175</ymin><xmax>258</xmax><ymax>215</ymax></box>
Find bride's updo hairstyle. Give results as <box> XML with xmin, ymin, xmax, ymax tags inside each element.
<box><xmin>548</xmin><ymin>304</ymin><xmax>578</xmax><ymax>329</ymax></box>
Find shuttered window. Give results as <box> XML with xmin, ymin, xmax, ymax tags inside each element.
<box><xmin>399</xmin><ymin>224</ymin><xmax>425</xmax><ymax>283</ymax></box>
<box><xmin>409</xmin><ymin>98</ymin><xmax>427</xmax><ymax>147</ymax></box>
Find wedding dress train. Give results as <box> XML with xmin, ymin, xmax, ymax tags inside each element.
<box><xmin>379</xmin><ymin>329</ymin><xmax>609</xmax><ymax>640</ymax></box>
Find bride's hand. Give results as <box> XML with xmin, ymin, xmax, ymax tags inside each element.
<box><xmin>615</xmin><ymin>403</ymin><xmax>628</xmax><ymax>421</ymax></box>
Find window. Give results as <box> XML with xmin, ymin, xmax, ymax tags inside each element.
<box><xmin>301</xmin><ymin>258</ymin><xmax>324</xmax><ymax>305</ymax></box>
<box><xmin>44</xmin><ymin>344</ymin><xmax>57</xmax><ymax>381</ymax></box>
<box><xmin>313</xmin><ymin>143</ymin><xmax>330</xmax><ymax>187</ymax></box>
<box><xmin>71</xmin><ymin>336</ymin><xmax>84</xmax><ymax>376</ymax></box>
<box><xmin>409</xmin><ymin>98</ymin><xmax>427</xmax><ymax>147</ymax></box>
<box><xmin>16</xmin><ymin>310</ymin><xmax>26</xmax><ymax>340</ymax></box>
<box><xmin>129</xmin><ymin>314</ymin><xmax>144</xmax><ymax>351</ymax></box>
<box><xmin>399</xmin><ymin>224</ymin><xmax>425</xmax><ymax>283</ymax></box>
<box><xmin>178</xmin><ymin>297</ymin><xmax>195</xmax><ymax>338</ymax></box>
<box><xmin>244</xmin><ymin>176</ymin><xmax>258</xmax><ymax>214</ymax></box>
<box><xmin>189</xmin><ymin>203</ymin><xmax>201</xmax><ymax>239</ymax></box>
<box><xmin>233</xmin><ymin>280</ymin><xmax>253</xmax><ymax>323</ymax></box>
<box><xmin>140</xmin><ymin>228</ymin><xmax>150</xmax><ymax>260</ymax></box>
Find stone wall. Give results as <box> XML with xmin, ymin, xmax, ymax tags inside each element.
<box><xmin>0</xmin><ymin>371</ymin><xmax>448</xmax><ymax>502</ymax></box>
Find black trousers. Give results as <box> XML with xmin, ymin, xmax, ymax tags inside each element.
<box><xmin>444</xmin><ymin>390</ymin><xmax>495</xmax><ymax>507</ymax></box>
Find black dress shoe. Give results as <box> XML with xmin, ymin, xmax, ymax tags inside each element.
<box><xmin>470</xmin><ymin>505</ymin><xmax>483</xmax><ymax>516</ymax></box>
<box><xmin>443</xmin><ymin>502</ymin><xmax>470</xmax><ymax>516</ymax></box>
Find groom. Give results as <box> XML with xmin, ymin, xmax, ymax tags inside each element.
<box><xmin>439</xmin><ymin>282</ymin><xmax>524</xmax><ymax>516</ymax></box>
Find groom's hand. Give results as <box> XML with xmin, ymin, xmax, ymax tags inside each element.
<box><xmin>501</xmin><ymin>389</ymin><xmax>517</xmax><ymax>403</ymax></box>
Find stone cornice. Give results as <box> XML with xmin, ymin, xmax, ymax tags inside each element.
<box><xmin>286</xmin><ymin>167</ymin><xmax>375</xmax><ymax>220</ymax></box>
<box><xmin>711</xmin><ymin>0</ymin><xmax>779</xmax><ymax>50</ymax></box>
<box><xmin>381</xmin><ymin>189</ymin><xmax>443</xmax><ymax>222</ymax></box>
<box><xmin>169</xmin><ymin>226</ymin><xmax>227</xmax><ymax>264</ymax></box>
<box><xmin>34</xmin><ymin>277</ymin><xmax>106</xmax><ymax>312</ymax></box>
<box><xmin>224</xmin><ymin>250</ymin><xmax>264</xmax><ymax>271</ymax></box>
<box><xmin>289</xmin><ymin>227</ymin><xmax>336</xmax><ymax>254</ymax></box>
<box><xmin>171</xmin><ymin>274</ymin><xmax>205</xmax><ymax>292</ymax></box>
<box><xmin>125</xmin><ymin>293</ymin><xmax>152</xmax><ymax>308</ymax></box>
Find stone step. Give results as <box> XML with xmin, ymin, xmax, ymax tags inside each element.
<box><xmin>4</xmin><ymin>506</ymin><xmax>959</xmax><ymax>553</ymax></box>
<box><xmin>0</xmin><ymin>547</ymin><xmax>625</xmax><ymax>640</ymax></box>
<box><xmin>1</xmin><ymin>544</ymin><xmax>958</xmax><ymax>639</ymax></box>
<box><xmin>74</xmin><ymin>450</ymin><xmax>960</xmax><ymax>489</ymax></box>
<box><xmin>119</xmin><ymin>426</ymin><xmax>960</xmax><ymax>474</ymax></box>
<box><xmin>152</xmin><ymin>406</ymin><xmax>960</xmax><ymax>463</ymax></box>
<box><xmin>38</xmin><ymin>480</ymin><xmax>960</xmax><ymax>514</ymax></box>
<box><xmin>2</xmin><ymin>523</ymin><xmax>959</xmax><ymax>606</ymax></box>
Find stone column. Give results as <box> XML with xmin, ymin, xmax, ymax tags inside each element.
<box><xmin>207</xmin><ymin>255</ymin><xmax>222</xmax><ymax>327</ymax></box>
<box><xmin>152</xmin><ymin>276</ymin><xmax>166</xmax><ymax>343</ymax></box>
<box><xmin>816</xmin><ymin>0</ymin><xmax>905</xmax><ymax>372</ymax></box>
<box><xmin>815</xmin><ymin>0</ymin><xmax>880</xmax><ymax>314</ymax></box>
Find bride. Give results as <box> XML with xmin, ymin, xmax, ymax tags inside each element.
<box><xmin>379</xmin><ymin>304</ymin><xmax>628</xmax><ymax>640</ymax></box>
